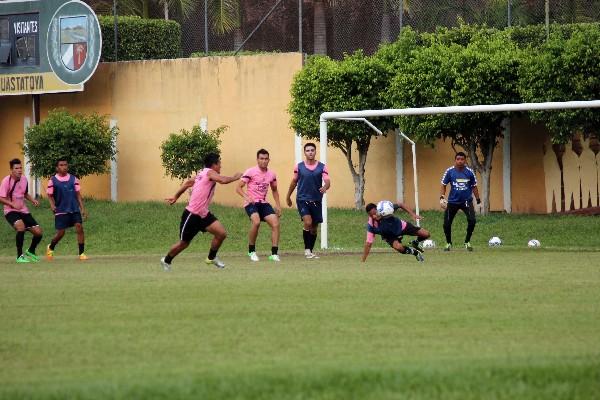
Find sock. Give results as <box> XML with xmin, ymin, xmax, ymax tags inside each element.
<box><xmin>78</xmin><ymin>243</ymin><xmax>85</xmax><ymax>255</ymax></box>
<box><xmin>271</xmin><ymin>246</ymin><xmax>278</xmax><ymax>255</ymax></box>
<box><xmin>49</xmin><ymin>240</ymin><xmax>58</xmax><ymax>251</ymax></box>
<box><xmin>16</xmin><ymin>231</ymin><xmax>25</xmax><ymax>257</ymax></box>
<box><xmin>403</xmin><ymin>247</ymin><xmax>417</xmax><ymax>255</ymax></box>
<box><xmin>249</xmin><ymin>244</ymin><xmax>256</xmax><ymax>253</ymax></box>
<box><xmin>208</xmin><ymin>248</ymin><xmax>218</xmax><ymax>260</ymax></box>
<box><xmin>302</xmin><ymin>230</ymin><xmax>310</xmax><ymax>250</ymax></box>
<box><xmin>28</xmin><ymin>235</ymin><xmax>42</xmax><ymax>254</ymax></box>
<box><xmin>309</xmin><ymin>232</ymin><xmax>318</xmax><ymax>252</ymax></box>
<box><xmin>164</xmin><ymin>254</ymin><xmax>174</xmax><ymax>264</ymax></box>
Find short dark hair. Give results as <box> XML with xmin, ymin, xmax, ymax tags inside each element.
<box><xmin>56</xmin><ymin>158</ymin><xmax>68</xmax><ymax>166</ymax></box>
<box><xmin>455</xmin><ymin>152</ymin><xmax>467</xmax><ymax>159</ymax></box>
<box><xmin>304</xmin><ymin>142</ymin><xmax>316</xmax><ymax>151</ymax></box>
<box><xmin>256</xmin><ymin>148</ymin><xmax>269</xmax><ymax>158</ymax></box>
<box><xmin>204</xmin><ymin>152</ymin><xmax>221</xmax><ymax>168</ymax></box>
<box><xmin>365</xmin><ymin>203</ymin><xmax>376</xmax><ymax>213</ymax></box>
<box><xmin>9</xmin><ymin>158</ymin><xmax>21</xmax><ymax>169</ymax></box>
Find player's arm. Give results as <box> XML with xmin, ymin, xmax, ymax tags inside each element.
<box><xmin>361</xmin><ymin>241</ymin><xmax>372</xmax><ymax>262</ymax></box>
<box><xmin>319</xmin><ymin>166</ymin><xmax>331</xmax><ymax>194</ymax></box>
<box><xmin>24</xmin><ymin>192</ymin><xmax>40</xmax><ymax>207</ymax></box>
<box><xmin>76</xmin><ymin>191</ymin><xmax>88</xmax><ymax>220</ymax></box>
<box><xmin>165</xmin><ymin>177</ymin><xmax>195</xmax><ymax>205</ymax></box>
<box><xmin>362</xmin><ymin>223</ymin><xmax>376</xmax><ymax>262</ymax></box>
<box><xmin>285</xmin><ymin>174</ymin><xmax>298</xmax><ymax>207</ymax></box>
<box><xmin>236</xmin><ymin>179</ymin><xmax>253</xmax><ymax>204</ymax></box>
<box><xmin>271</xmin><ymin>180</ymin><xmax>282</xmax><ymax>217</ymax></box>
<box><xmin>0</xmin><ymin>196</ymin><xmax>17</xmax><ymax>210</ymax></box>
<box><xmin>472</xmin><ymin>184</ymin><xmax>481</xmax><ymax>204</ymax></box>
<box><xmin>395</xmin><ymin>202</ymin><xmax>421</xmax><ymax>222</ymax></box>
<box><xmin>439</xmin><ymin>184</ymin><xmax>448</xmax><ymax>209</ymax></box>
<box><xmin>208</xmin><ymin>170</ymin><xmax>242</xmax><ymax>185</ymax></box>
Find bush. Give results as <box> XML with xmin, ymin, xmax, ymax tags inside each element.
<box><xmin>160</xmin><ymin>125</ymin><xmax>226</xmax><ymax>180</ymax></box>
<box><xmin>98</xmin><ymin>16</ymin><xmax>181</xmax><ymax>61</ymax></box>
<box><xmin>23</xmin><ymin>109</ymin><xmax>118</xmax><ymax>178</ymax></box>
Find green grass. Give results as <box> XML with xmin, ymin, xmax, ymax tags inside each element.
<box><xmin>1</xmin><ymin>201</ymin><xmax>599</xmax><ymax>398</ymax></box>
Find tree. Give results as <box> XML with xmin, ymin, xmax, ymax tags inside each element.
<box><xmin>23</xmin><ymin>110</ymin><xmax>118</xmax><ymax>178</ymax></box>
<box><xmin>385</xmin><ymin>29</ymin><xmax>521</xmax><ymax>214</ymax></box>
<box><xmin>160</xmin><ymin>125</ymin><xmax>226</xmax><ymax>180</ymax></box>
<box><xmin>289</xmin><ymin>52</ymin><xmax>395</xmax><ymax>209</ymax></box>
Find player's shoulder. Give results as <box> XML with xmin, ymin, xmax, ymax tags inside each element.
<box><xmin>465</xmin><ymin>166</ymin><xmax>476</xmax><ymax>176</ymax></box>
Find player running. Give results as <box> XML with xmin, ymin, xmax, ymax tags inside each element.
<box><xmin>285</xmin><ymin>142</ymin><xmax>330</xmax><ymax>259</ymax></box>
<box><xmin>0</xmin><ymin>158</ymin><xmax>43</xmax><ymax>263</ymax></box>
<box><xmin>362</xmin><ymin>201</ymin><xmax>430</xmax><ymax>263</ymax></box>
<box><xmin>161</xmin><ymin>153</ymin><xmax>242</xmax><ymax>271</ymax></box>
<box><xmin>236</xmin><ymin>149</ymin><xmax>282</xmax><ymax>262</ymax></box>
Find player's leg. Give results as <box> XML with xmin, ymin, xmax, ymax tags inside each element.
<box><xmin>299</xmin><ymin>201</ymin><xmax>316</xmax><ymax>258</ymax></box>
<box><xmin>161</xmin><ymin>210</ymin><xmax>198</xmax><ymax>270</ymax></box>
<box><xmin>72</xmin><ymin>213</ymin><xmax>87</xmax><ymax>260</ymax></box>
<box><xmin>245</xmin><ymin>203</ymin><xmax>261</xmax><ymax>261</ymax></box>
<box><xmin>8</xmin><ymin>213</ymin><xmax>29</xmax><ymax>262</ymax></box>
<box><xmin>263</xmin><ymin>212</ymin><xmax>280</xmax><ymax>261</ymax></box>
<box><xmin>409</xmin><ymin>226</ymin><xmax>431</xmax><ymax>251</ymax></box>
<box><xmin>47</xmin><ymin>215</ymin><xmax>67</xmax><ymax>260</ymax></box>
<box><xmin>443</xmin><ymin>204</ymin><xmax>460</xmax><ymax>251</ymax></box>
<box><xmin>204</xmin><ymin>218</ymin><xmax>227</xmax><ymax>268</ymax></box>
<box><xmin>24</xmin><ymin>214</ymin><xmax>43</xmax><ymax>262</ymax></box>
<box><xmin>390</xmin><ymin>238</ymin><xmax>424</xmax><ymax>262</ymax></box>
<box><xmin>306</xmin><ymin>201</ymin><xmax>322</xmax><ymax>258</ymax></box>
<box><xmin>463</xmin><ymin>201</ymin><xmax>476</xmax><ymax>251</ymax></box>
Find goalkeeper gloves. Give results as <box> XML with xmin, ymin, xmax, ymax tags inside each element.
<box><xmin>439</xmin><ymin>196</ymin><xmax>448</xmax><ymax>210</ymax></box>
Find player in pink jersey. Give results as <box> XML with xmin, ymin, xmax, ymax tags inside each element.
<box><xmin>0</xmin><ymin>159</ymin><xmax>43</xmax><ymax>263</ymax></box>
<box><xmin>161</xmin><ymin>153</ymin><xmax>242</xmax><ymax>271</ymax></box>
<box><xmin>236</xmin><ymin>149</ymin><xmax>282</xmax><ymax>262</ymax></box>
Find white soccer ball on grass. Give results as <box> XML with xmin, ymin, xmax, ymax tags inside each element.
<box><xmin>488</xmin><ymin>236</ymin><xmax>502</xmax><ymax>247</ymax></box>
<box><xmin>527</xmin><ymin>239</ymin><xmax>541</xmax><ymax>248</ymax></box>
<box><xmin>422</xmin><ymin>239</ymin><xmax>436</xmax><ymax>249</ymax></box>
<box><xmin>376</xmin><ymin>200</ymin><xmax>395</xmax><ymax>218</ymax></box>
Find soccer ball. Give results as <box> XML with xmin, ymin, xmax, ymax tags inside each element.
<box><xmin>376</xmin><ymin>200</ymin><xmax>395</xmax><ymax>217</ymax></box>
<box><xmin>488</xmin><ymin>236</ymin><xmax>502</xmax><ymax>247</ymax></box>
<box><xmin>527</xmin><ymin>239</ymin><xmax>541</xmax><ymax>248</ymax></box>
<box><xmin>422</xmin><ymin>239</ymin><xmax>436</xmax><ymax>249</ymax></box>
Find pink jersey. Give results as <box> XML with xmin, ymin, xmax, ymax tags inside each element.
<box><xmin>241</xmin><ymin>166</ymin><xmax>276</xmax><ymax>206</ymax></box>
<box><xmin>0</xmin><ymin>175</ymin><xmax>30</xmax><ymax>215</ymax></box>
<box><xmin>186</xmin><ymin>168</ymin><xmax>216</xmax><ymax>218</ymax></box>
<box><xmin>365</xmin><ymin>216</ymin><xmax>406</xmax><ymax>244</ymax></box>
<box><xmin>46</xmin><ymin>173</ymin><xmax>80</xmax><ymax>195</ymax></box>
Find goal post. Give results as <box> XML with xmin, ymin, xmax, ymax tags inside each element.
<box><xmin>318</xmin><ymin>99</ymin><xmax>600</xmax><ymax>250</ymax></box>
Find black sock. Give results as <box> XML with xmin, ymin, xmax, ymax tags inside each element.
<box><xmin>309</xmin><ymin>232</ymin><xmax>318</xmax><ymax>251</ymax></box>
<box><xmin>16</xmin><ymin>231</ymin><xmax>25</xmax><ymax>257</ymax></box>
<box><xmin>28</xmin><ymin>235</ymin><xmax>42</xmax><ymax>254</ymax></box>
<box><xmin>49</xmin><ymin>240</ymin><xmax>58</xmax><ymax>251</ymax></box>
<box><xmin>208</xmin><ymin>248</ymin><xmax>218</xmax><ymax>260</ymax></box>
<box><xmin>78</xmin><ymin>243</ymin><xmax>85</xmax><ymax>255</ymax></box>
<box><xmin>271</xmin><ymin>246</ymin><xmax>278</xmax><ymax>255</ymax></box>
<box><xmin>249</xmin><ymin>244</ymin><xmax>256</xmax><ymax>253</ymax></box>
<box><xmin>164</xmin><ymin>254</ymin><xmax>174</xmax><ymax>264</ymax></box>
<box><xmin>303</xmin><ymin>230</ymin><xmax>310</xmax><ymax>250</ymax></box>
<box><xmin>403</xmin><ymin>247</ymin><xmax>416</xmax><ymax>255</ymax></box>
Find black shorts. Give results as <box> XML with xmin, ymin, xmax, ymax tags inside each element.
<box><xmin>5</xmin><ymin>212</ymin><xmax>39</xmax><ymax>229</ymax></box>
<box><xmin>245</xmin><ymin>202</ymin><xmax>275</xmax><ymax>221</ymax></box>
<box><xmin>55</xmin><ymin>212</ymin><xmax>83</xmax><ymax>230</ymax></box>
<box><xmin>297</xmin><ymin>200</ymin><xmax>323</xmax><ymax>224</ymax></box>
<box><xmin>382</xmin><ymin>221</ymin><xmax>421</xmax><ymax>247</ymax></box>
<box><xmin>179</xmin><ymin>209</ymin><xmax>217</xmax><ymax>243</ymax></box>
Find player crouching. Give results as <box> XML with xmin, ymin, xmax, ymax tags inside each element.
<box><xmin>362</xmin><ymin>201</ymin><xmax>430</xmax><ymax>263</ymax></box>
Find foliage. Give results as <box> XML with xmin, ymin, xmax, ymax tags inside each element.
<box><xmin>22</xmin><ymin>110</ymin><xmax>117</xmax><ymax>179</ymax></box>
<box><xmin>518</xmin><ymin>24</ymin><xmax>600</xmax><ymax>143</ymax></box>
<box><xmin>160</xmin><ymin>125</ymin><xmax>226</xmax><ymax>180</ymax></box>
<box><xmin>98</xmin><ymin>15</ymin><xmax>181</xmax><ymax>61</ymax></box>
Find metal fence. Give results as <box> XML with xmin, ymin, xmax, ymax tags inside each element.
<box><xmin>87</xmin><ymin>1</ymin><xmax>600</xmax><ymax>59</ymax></box>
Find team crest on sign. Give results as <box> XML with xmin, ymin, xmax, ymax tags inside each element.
<box><xmin>60</xmin><ymin>15</ymin><xmax>88</xmax><ymax>71</ymax></box>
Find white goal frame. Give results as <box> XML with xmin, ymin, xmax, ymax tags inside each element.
<box><xmin>318</xmin><ymin>100</ymin><xmax>600</xmax><ymax>249</ymax></box>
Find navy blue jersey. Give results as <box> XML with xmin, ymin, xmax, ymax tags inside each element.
<box><xmin>367</xmin><ymin>215</ymin><xmax>406</xmax><ymax>239</ymax></box>
<box><xmin>441</xmin><ymin>166</ymin><xmax>477</xmax><ymax>204</ymax></box>
<box><xmin>50</xmin><ymin>175</ymin><xmax>80</xmax><ymax>213</ymax></box>
<box><xmin>294</xmin><ymin>161</ymin><xmax>329</xmax><ymax>202</ymax></box>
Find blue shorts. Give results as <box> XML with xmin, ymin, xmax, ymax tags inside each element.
<box><xmin>55</xmin><ymin>212</ymin><xmax>83</xmax><ymax>230</ymax></box>
<box><xmin>245</xmin><ymin>203</ymin><xmax>275</xmax><ymax>221</ymax></box>
<box><xmin>297</xmin><ymin>200</ymin><xmax>323</xmax><ymax>224</ymax></box>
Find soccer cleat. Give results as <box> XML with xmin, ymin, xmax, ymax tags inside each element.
<box><xmin>464</xmin><ymin>242</ymin><xmax>473</xmax><ymax>252</ymax></box>
<box><xmin>160</xmin><ymin>257</ymin><xmax>171</xmax><ymax>272</ymax></box>
<box><xmin>411</xmin><ymin>239</ymin><xmax>424</xmax><ymax>252</ymax></box>
<box><xmin>444</xmin><ymin>243</ymin><xmax>452</xmax><ymax>252</ymax></box>
<box><xmin>25</xmin><ymin>250</ymin><xmax>40</xmax><ymax>262</ymax></box>
<box><xmin>79</xmin><ymin>253</ymin><xmax>89</xmax><ymax>261</ymax></box>
<box><xmin>414</xmin><ymin>249</ymin><xmax>425</xmax><ymax>262</ymax></box>
<box><xmin>268</xmin><ymin>254</ymin><xmax>281</xmax><ymax>262</ymax></box>
<box><xmin>205</xmin><ymin>257</ymin><xmax>226</xmax><ymax>269</ymax></box>
<box><xmin>46</xmin><ymin>245</ymin><xmax>54</xmax><ymax>260</ymax></box>
<box><xmin>248</xmin><ymin>251</ymin><xmax>260</xmax><ymax>262</ymax></box>
<box><xmin>16</xmin><ymin>255</ymin><xmax>31</xmax><ymax>263</ymax></box>
<box><xmin>304</xmin><ymin>249</ymin><xmax>320</xmax><ymax>259</ymax></box>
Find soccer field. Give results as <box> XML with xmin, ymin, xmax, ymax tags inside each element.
<box><xmin>1</xmin><ymin>249</ymin><xmax>599</xmax><ymax>399</ymax></box>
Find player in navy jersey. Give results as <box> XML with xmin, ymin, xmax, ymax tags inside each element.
<box><xmin>285</xmin><ymin>143</ymin><xmax>330</xmax><ymax>259</ymax></box>
<box><xmin>439</xmin><ymin>152</ymin><xmax>481</xmax><ymax>251</ymax></box>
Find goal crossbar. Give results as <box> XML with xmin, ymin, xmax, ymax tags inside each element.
<box><xmin>317</xmin><ymin>100</ymin><xmax>600</xmax><ymax>249</ymax></box>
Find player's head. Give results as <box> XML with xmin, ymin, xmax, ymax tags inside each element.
<box><xmin>256</xmin><ymin>148</ymin><xmax>270</xmax><ymax>169</ymax></box>
<box><xmin>365</xmin><ymin>203</ymin><xmax>380</xmax><ymax>220</ymax></box>
<box><xmin>454</xmin><ymin>152</ymin><xmax>467</xmax><ymax>168</ymax></box>
<box><xmin>304</xmin><ymin>143</ymin><xmax>316</xmax><ymax>161</ymax></box>
<box><xmin>204</xmin><ymin>152</ymin><xmax>221</xmax><ymax>172</ymax></box>
<box><xmin>55</xmin><ymin>158</ymin><xmax>69</xmax><ymax>174</ymax></box>
<box><xmin>9</xmin><ymin>158</ymin><xmax>22</xmax><ymax>178</ymax></box>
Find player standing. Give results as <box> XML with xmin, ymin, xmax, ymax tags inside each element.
<box><xmin>362</xmin><ymin>202</ymin><xmax>429</xmax><ymax>262</ymax></box>
<box><xmin>236</xmin><ymin>149</ymin><xmax>281</xmax><ymax>262</ymax></box>
<box><xmin>0</xmin><ymin>159</ymin><xmax>43</xmax><ymax>263</ymax></box>
<box><xmin>285</xmin><ymin>143</ymin><xmax>330</xmax><ymax>259</ymax></box>
<box><xmin>46</xmin><ymin>159</ymin><xmax>88</xmax><ymax>260</ymax></box>
<box><xmin>439</xmin><ymin>152</ymin><xmax>481</xmax><ymax>251</ymax></box>
<box><xmin>161</xmin><ymin>153</ymin><xmax>242</xmax><ymax>271</ymax></box>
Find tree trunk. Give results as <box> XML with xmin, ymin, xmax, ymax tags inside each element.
<box><xmin>467</xmin><ymin>137</ymin><xmax>495</xmax><ymax>215</ymax></box>
<box><xmin>142</xmin><ymin>0</ymin><xmax>150</xmax><ymax>18</ymax></box>
<box><xmin>341</xmin><ymin>139</ymin><xmax>370</xmax><ymax>210</ymax></box>
<box><xmin>313</xmin><ymin>0</ymin><xmax>327</xmax><ymax>55</ymax></box>
<box><xmin>163</xmin><ymin>1</ymin><xmax>169</xmax><ymax>20</ymax></box>
<box><xmin>380</xmin><ymin>10</ymin><xmax>392</xmax><ymax>43</ymax></box>
<box><xmin>233</xmin><ymin>28</ymin><xmax>243</xmax><ymax>50</ymax></box>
